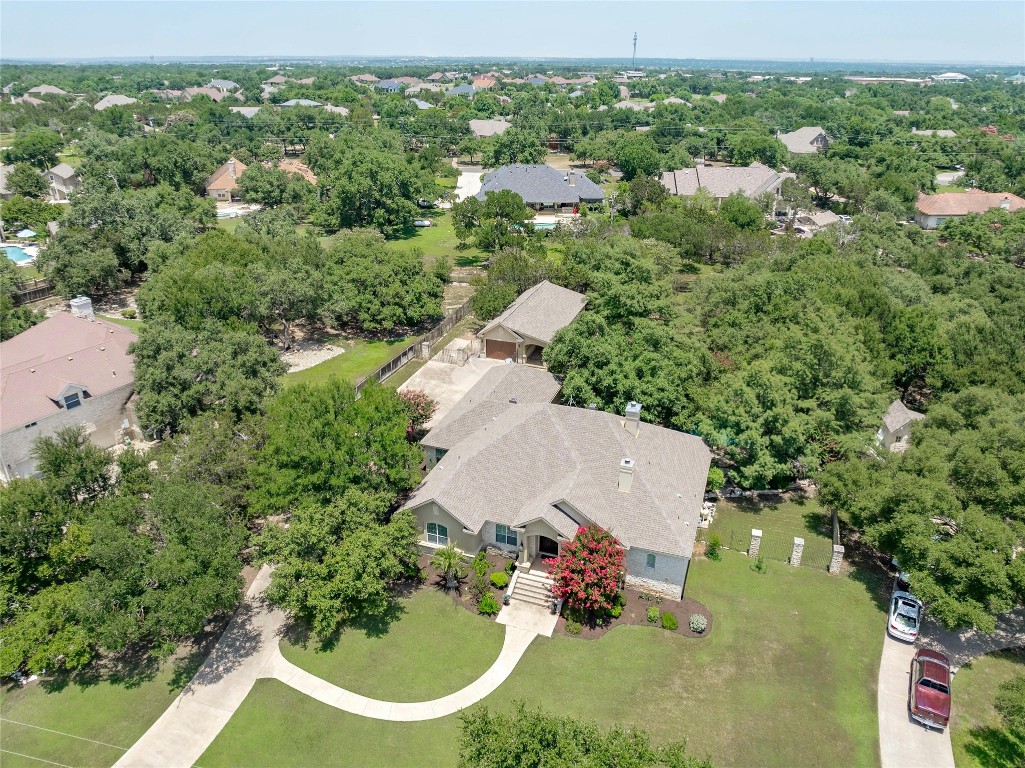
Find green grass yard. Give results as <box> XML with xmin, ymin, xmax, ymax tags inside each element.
<box><xmin>282</xmin><ymin>590</ymin><xmax>505</xmax><ymax>702</ymax></box>
<box><xmin>0</xmin><ymin>661</ymin><xmax>191</xmax><ymax>768</ymax></box>
<box><xmin>705</xmin><ymin>497</ymin><xmax>836</xmax><ymax>568</ymax></box>
<box><xmin>389</xmin><ymin>212</ymin><xmax>486</xmax><ymax>268</ymax></box>
<box><xmin>97</xmin><ymin>314</ymin><xmax>143</xmax><ymax>332</ymax></box>
<box><xmin>950</xmin><ymin>650</ymin><xmax>1025</xmax><ymax>768</ymax></box>
<box><xmin>202</xmin><ymin>553</ymin><xmax>886</xmax><ymax>768</ymax></box>
<box><xmin>283</xmin><ymin>337</ymin><xmax>414</xmax><ymax>388</ymax></box>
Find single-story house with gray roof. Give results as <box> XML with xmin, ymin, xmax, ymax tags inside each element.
<box><xmin>404</xmin><ymin>394</ymin><xmax>712</xmax><ymax>598</ymax></box>
<box><xmin>446</xmin><ymin>84</ymin><xmax>476</xmax><ymax>98</ymax></box>
<box><xmin>477</xmin><ymin>280</ymin><xmax>587</xmax><ymax>365</ymax></box>
<box><xmin>778</xmin><ymin>126</ymin><xmax>830</xmax><ymax>154</ymax></box>
<box><xmin>476</xmin><ymin>164</ymin><xmax>604</xmax><ymax>213</ymax></box>
<box><xmin>877</xmin><ymin>399</ymin><xmax>925</xmax><ymax>452</ymax></box>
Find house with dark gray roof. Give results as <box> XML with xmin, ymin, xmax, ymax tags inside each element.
<box><xmin>476</xmin><ymin>164</ymin><xmax>604</xmax><ymax>212</ymax></box>
<box><xmin>477</xmin><ymin>280</ymin><xmax>587</xmax><ymax>365</ymax></box>
<box><xmin>374</xmin><ymin>79</ymin><xmax>405</xmax><ymax>93</ymax></box>
<box><xmin>877</xmin><ymin>399</ymin><xmax>925</xmax><ymax>452</ymax></box>
<box><xmin>446</xmin><ymin>84</ymin><xmax>476</xmax><ymax>98</ymax></box>
<box><xmin>404</xmin><ymin>390</ymin><xmax>712</xmax><ymax>598</ymax></box>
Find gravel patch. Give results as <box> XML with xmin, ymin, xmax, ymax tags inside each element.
<box><xmin>282</xmin><ymin>340</ymin><xmax>346</xmax><ymax>373</ymax></box>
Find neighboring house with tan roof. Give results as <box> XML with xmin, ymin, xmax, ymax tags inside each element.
<box><xmin>877</xmin><ymin>399</ymin><xmax>925</xmax><ymax>452</ymax></box>
<box><xmin>12</xmin><ymin>95</ymin><xmax>44</xmax><ymax>107</ymax></box>
<box><xmin>477</xmin><ymin>280</ymin><xmax>587</xmax><ymax>364</ymax></box>
<box><xmin>0</xmin><ymin>313</ymin><xmax>138</xmax><ymax>482</ymax></box>
<box><xmin>273</xmin><ymin>158</ymin><xmax>317</xmax><ymax>185</ymax></box>
<box><xmin>205</xmin><ymin>157</ymin><xmax>248</xmax><ymax>201</ymax></box>
<box><xmin>94</xmin><ymin>94</ymin><xmax>137</xmax><ymax>111</ymax></box>
<box><xmin>27</xmin><ymin>84</ymin><xmax>68</xmax><ymax>95</ymax></box>
<box><xmin>914</xmin><ymin>190</ymin><xmax>1025</xmax><ymax>229</ymax></box>
<box><xmin>468</xmin><ymin>118</ymin><xmax>510</xmax><ymax>138</ymax></box>
<box><xmin>911</xmin><ymin>128</ymin><xmax>957</xmax><ymax>138</ymax></box>
<box><xmin>661</xmin><ymin>162</ymin><xmax>791</xmax><ymax>203</ymax></box>
<box><xmin>404</xmin><ymin>390</ymin><xmax>712</xmax><ymax>598</ymax></box>
<box><xmin>184</xmin><ymin>86</ymin><xmax>239</xmax><ymax>103</ymax></box>
<box><xmin>778</xmin><ymin>126</ymin><xmax>830</xmax><ymax>154</ymax></box>
<box><xmin>472</xmin><ymin>77</ymin><xmax>497</xmax><ymax>90</ymax></box>
<box><xmin>44</xmin><ymin>163</ymin><xmax>81</xmax><ymax>202</ymax></box>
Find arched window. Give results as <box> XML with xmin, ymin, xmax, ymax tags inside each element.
<box><xmin>427</xmin><ymin>522</ymin><xmax>448</xmax><ymax>545</ymax></box>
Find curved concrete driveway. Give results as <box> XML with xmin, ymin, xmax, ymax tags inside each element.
<box><xmin>877</xmin><ymin>634</ymin><xmax>954</xmax><ymax>768</ymax></box>
<box><xmin>116</xmin><ymin>566</ymin><xmax>538</xmax><ymax>767</ymax></box>
<box><xmin>261</xmin><ymin>625</ymin><xmax>536</xmax><ymax>721</ymax></box>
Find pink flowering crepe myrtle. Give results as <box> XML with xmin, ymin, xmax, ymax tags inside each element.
<box><xmin>545</xmin><ymin>526</ymin><xmax>625</xmax><ymax>614</ymax></box>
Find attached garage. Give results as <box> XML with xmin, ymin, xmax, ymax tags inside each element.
<box><xmin>485</xmin><ymin>339</ymin><xmax>517</xmax><ymax>360</ymax></box>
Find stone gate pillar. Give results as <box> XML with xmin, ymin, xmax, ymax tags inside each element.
<box><xmin>749</xmin><ymin>529</ymin><xmax>762</xmax><ymax>558</ymax></box>
<box><xmin>829</xmin><ymin>544</ymin><xmax>845</xmax><ymax>574</ymax></box>
<box><xmin>790</xmin><ymin>537</ymin><xmax>804</xmax><ymax>567</ymax></box>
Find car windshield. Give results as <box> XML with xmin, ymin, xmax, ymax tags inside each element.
<box><xmin>920</xmin><ymin>678</ymin><xmax>949</xmax><ymax>695</ymax></box>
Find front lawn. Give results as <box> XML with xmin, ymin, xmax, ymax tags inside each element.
<box><xmin>281</xmin><ymin>589</ymin><xmax>505</xmax><ymax>702</ymax></box>
<box><xmin>202</xmin><ymin>552</ymin><xmax>885</xmax><ymax>768</ymax></box>
<box><xmin>283</xmin><ymin>337</ymin><xmax>413</xmax><ymax>387</ymax></box>
<box><xmin>950</xmin><ymin>649</ymin><xmax>1025</xmax><ymax>768</ymax></box>
<box><xmin>0</xmin><ymin>661</ymin><xmax>192</xmax><ymax>768</ymax></box>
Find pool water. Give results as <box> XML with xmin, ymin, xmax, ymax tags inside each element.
<box><xmin>4</xmin><ymin>245</ymin><xmax>34</xmax><ymax>265</ymax></box>
<box><xmin>532</xmin><ymin>222</ymin><xmax>556</xmax><ymax>230</ymax></box>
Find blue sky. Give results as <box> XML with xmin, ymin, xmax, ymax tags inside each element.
<box><xmin>2</xmin><ymin>1</ymin><xmax>1023</xmax><ymax>64</ymax></box>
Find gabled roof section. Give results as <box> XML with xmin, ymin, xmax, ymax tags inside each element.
<box><xmin>478</xmin><ymin>280</ymin><xmax>587</xmax><ymax>346</ymax></box>
<box><xmin>778</xmin><ymin>126</ymin><xmax>828</xmax><ymax>154</ymax></box>
<box><xmin>206</xmin><ymin>157</ymin><xmax>248</xmax><ymax>191</ymax></box>
<box><xmin>46</xmin><ymin>163</ymin><xmax>78</xmax><ymax>180</ymax></box>
<box><xmin>422</xmin><ymin>364</ymin><xmax>562</xmax><ymax>451</ymax></box>
<box><xmin>882</xmin><ymin>399</ymin><xmax>925</xmax><ymax>433</ymax></box>
<box><xmin>915</xmin><ymin>190</ymin><xmax>1025</xmax><ymax>216</ymax></box>
<box><xmin>476</xmin><ymin>164</ymin><xmax>605</xmax><ymax>206</ymax></box>
<box><xmin>1</xmin><ymin>314</ymin><xmax>137</xmax><ymax>431</ymax></box>
<box><xmin>404</xmin><ymin>404</ymin><xmax>712</xmax><ymax>558</ymax></box>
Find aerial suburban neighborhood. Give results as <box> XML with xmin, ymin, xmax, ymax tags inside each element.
<box><xmin>1</xmin><ymin>2</ymin><xmax>1024</xmax><ymax>768</ymax></box>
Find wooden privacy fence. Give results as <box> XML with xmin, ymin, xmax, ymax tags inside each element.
<box><xmin>354</xmin><ymin>299</ymin><xmax>473</xmax><ymax>396</ymax></box>
<box><xmin>13</xmin><ymin>279</ymin><xmax>54</xmax><ymax>305</ymax></box>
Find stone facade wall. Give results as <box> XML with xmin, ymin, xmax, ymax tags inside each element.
<box><xmin>625</xmin><ymin>548</ymin><xmax>688</xmax><ymax>599</ymax></box>
<box><xmin>1</xmin><ymin>383</ymin><xmax>135</xmax><ymax>480</ymax></box>
<box><xmin>480</xmin><ymin>520</ymin><xmax>519</xmax><ymax>555</ymax></box>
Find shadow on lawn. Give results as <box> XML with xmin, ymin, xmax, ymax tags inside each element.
<box><xmin>283</xmin><ymin>598</ymin><xmax>408</xmax><ymax>654</ymax></box>
<box><xmin>964</xmin><ymin>725</ymin><xmax>1025</xmax><ymax>768</ymax></box>
<box><xmin>39</xmin><ymin>645</ymin><xmax>160</xmax><ymax>694</ymax></box>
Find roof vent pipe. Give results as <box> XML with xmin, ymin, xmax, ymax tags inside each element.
<box><xmin>625</xmin><ymin>401</ymin><xmax>642</xmax><ymax>437</ymax></box>
<box><xmin>618</xmin><ymin>458</ymin><xmax>635</xmax><ymax>493</ymax></box>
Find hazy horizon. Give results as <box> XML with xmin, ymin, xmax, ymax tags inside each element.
<box><xmin>2</xmin><ymin>1</ymin><xmax>1023</xmax><ymax>66</ymax></box>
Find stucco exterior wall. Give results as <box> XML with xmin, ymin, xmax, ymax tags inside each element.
<box><xmin>0</xmin><ymin>382</ymin><xmax>135</xmax><ymax>480</ymax></box>
<box><xmin>625</xmin><ymin>547</ymin><xmax>689</xmax><ymax>599</ymax></box>
<box><xmin>412</xmin><ymin>501</ymin><xmax>483</xmax><ymax>555</ymax></box>
<box><xmin>915</xmin><ymin>213</ymin><xmax>950</xmax><ymax>230</ymax></box>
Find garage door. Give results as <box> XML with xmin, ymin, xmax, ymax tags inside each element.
<box><xmin>486</xmin><ymin>339</ymin><xmax>517</xmax><ymax>360</ymax></box>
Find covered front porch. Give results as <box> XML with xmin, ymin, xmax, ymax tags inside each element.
<box><xmin>514</xmin><ymin>528</ymin><xmax>564</xmax><ymax>574</ymax></box>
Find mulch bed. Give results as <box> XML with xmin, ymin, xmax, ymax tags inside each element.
<box><xmin>553</xmin><ymin>588</ymin><xmax>713</xmax><ymax>640</ymax></box>
<box><xmin>415</xmin><ymin>550</ymin><xmax>513</xmax><ymax>615</ymax></box>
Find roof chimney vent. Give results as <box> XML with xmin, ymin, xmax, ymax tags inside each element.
<box><xmin>1001</xmin><ymin>196</ymin><xmax>1011</xmax><ymax>210</ymax></box>
<box><xmin>624</xmin><ymin>401</ymin><xmax>642</xmax><ymax>437</ymax></box>
<box><xmin>509</xmin><ymin>396</ymin><xmax>518</xmax><ymax>404</ymax></box>
<box><xmin>618</xmin><ymin>457</ymin><xmax>635</xmax><ymax>493</ymax></box>
<box><xmin>588</xmin><ymin>403</ymin><xmax>597</xmax><ymax>410</ymax></box>
<box><xmin>568</xmin><ymin>170</ymin><xmax>576</xmax><ymax>187</ymax></box>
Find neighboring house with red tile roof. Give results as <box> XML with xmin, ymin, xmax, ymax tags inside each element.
<box><xmin>269</xmin><ymin>158</ymin><xmax>317</xmax><ymax>185</ymax></box>
<box><xmin>205</xmin><ymin>157</ymin><xmax>248</xmax><ymax>201</ymax></box>
<box><xmin>0</xmin><ymin>313</ymin><xmax>138</xmax><ymax>482</ymax></box>
<box><xmin>915</xmin><ymin>190</ymin><xmax>1025</xmax><ymax>229</ymax></box>
<box><xmin>472</xmin><ymin>77</ymin><xmax>497</xmax><ymax>90</ymax></box>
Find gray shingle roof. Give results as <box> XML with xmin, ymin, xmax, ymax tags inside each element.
<box><xmin>280</xmin><ymin>98</ymin><xmax>322</xmax><ymax>107</ymax></box>
<box><xmin>468</xmin><ymin>118</ymin><xmax>510</xmax><ymax>138</ymax></box>
<box><xmin>93</xmin><ymin>94</ymin><xmax>137</xmax><ymax>111</ymax></box>
<box><xmin>882</xmin><ymin>399</ymin><xmax>925</xmax><ymax>433</ymax></box>
<box><xmin>46</xmin><ymin>163</ymin><xmax>77</xmax><ymax>180</ymax></box>
<box><xmin>446</xmin><ymin>84</ymin><xmax>476</xmax><ymax>96</ymax></box>
<box><xmin>660</xmin><ymin>162</ymin><xmax>788</xmax><ymax>200</ymax></box>
<box><xmin>478</xmin><ymin>280</ymin><xmax>587</xmax><ymax>346</ymax></box>
<box><xmin>422</xmin><ymin>364</ymin><xmax>562</xmax><ymax>451</ymax></box>
<box><xmin>778</xmin><ymin>126</ymin><xmax>828</xmax><ymax>154</ymax></box>
<box><xmin>0</xmin><ymin>164</ymin><xmax>14</xmax><ymax>196</ymax></box>
<box><xmin>404</xmin><ymin>403</ymin><xmax>712</xmax><ymax>558</ymax></box>
<box><xmin>477</xmin><ymin>164</ymin><xmax>605</xmax><ymax>206</ymax></box>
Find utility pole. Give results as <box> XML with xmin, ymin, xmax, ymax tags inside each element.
<box><xmin>632</xmin><ymin>33</ymin><xmax>638</xmax><ymax>68</ymax></box>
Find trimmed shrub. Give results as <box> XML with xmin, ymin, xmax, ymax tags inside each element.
<box><xmin>478</xmin><ymin>592</ymin><xmax>500</xmax><ymax>616</ymax></box>
<box><xmin>689</xmin><ymin>614</ymin><xmax>708</xmax><ymax>633</ymax></box>
<box><xmin>121</xmin><ymin>308</ymin><xmax>137</xmax><ymax>319</ymax></box>
<box><xmin>504</xmin><ymin>559</ymin><xmax>517</xmax><ymax>574</ymax></box>
<box><xmin>661</xmin><ymin>611</ymin><xmax>678</xmax><ymax>631</ymax></box>
<box><xmin>418</xmin><ymin>568</ymin><xmax>429</xmax><ymax>582</ymax></box>
<box><xmin>707</xmin><ymin>533</ymin><xmax>722</xmax><ymax>561</ymax></box>
<box><xmin>490</xmin><ymin>571</ymin><xmax>509</xmax><ymax>589</ymax></box>
<box><xmin>565</xmin><ymin>620</ymin><xmax>582</xmax><ymax>635</ymax></box>
<box><xmin>751</xmin><ymin>555</ymin><xmax>767</xmax><ymax>574</ymax></box>
<box><xmin>472</xmin><ymin>552</ymin><xmax>489</xmax><ymax>579</ymax></box>
<box><xmin>608</xmin><ymin>592</ymin><xmax>625</xmax><ymax>619</ymax></box>
<box><xmin>647</xmin><ymin>605</ymin><xmax>660</xmax><ymax>624</ymax></box>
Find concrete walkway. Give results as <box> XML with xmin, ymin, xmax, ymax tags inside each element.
<box><xmin>115</xmin><ymin>566</ymin><xmax>287</xmax><ymax>768</ymax></box>
<box><xmin>922</xmin><ymin>605</ymin><xmax>1025</xmax><ymax>671</ymax></box>
<box><xmin>116</xmin><ymin>565</ymin><xmax>540</xmax><ymax>765</ymax></box>
<box><xmin>877</xmin><ymin>634</ymin><xmax>955</xmax><ymax>768</ymax></box>
<box><xmin>261</xmin><ymin>626</ymin><xmax>536</xmax><ymax>721</ymax></box>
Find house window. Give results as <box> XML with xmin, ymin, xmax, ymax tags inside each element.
<box><xmin>64</xmin><ymin>392</ymin><xmax>81</xmax><ymax>410</ymax></box>
<box><xmin>426</xmin><ymin>522</ymin><xmax>448</xmax><ymax>545</ymax></box>
<box><xmin>646</xmin><ymin>553</ymin><xmax>656</xmax><ymax>569</ymax></box>
<box><xmin>495</xmin><ymin>524</ymin><xmax>517</xmax><ymax>547</ymax></box>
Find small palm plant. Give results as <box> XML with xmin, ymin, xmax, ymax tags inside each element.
<box><xmin>431</xmin><ymin>545</ymin><xmax>464</xmax><ymax>590</ymax></box>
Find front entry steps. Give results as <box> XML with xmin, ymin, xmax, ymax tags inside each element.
<box><xmin>511</xmin><ymin>571</ymin><xmax>554</xmax><ymax>608</ymax></box>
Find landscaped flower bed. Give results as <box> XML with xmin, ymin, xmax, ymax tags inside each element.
<box><xmin>554</xmin><ymin>588</ymin><xmax>713</xmax><ymax>640</ymax></box>
<box><xmin>416</xmin><ymin>550</ymin><xmax>513</xmax><ymax>615</ymax></box>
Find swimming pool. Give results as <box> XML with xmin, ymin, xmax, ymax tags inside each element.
<box><xmin>4</xmin><ymin>245</ymin><xmax>35</xmax><ymax>265</ymax></box>
<box><xmin>532</xmin><ymin>222</ymin><xmax>557</xmax><ymax>230</ymax></box>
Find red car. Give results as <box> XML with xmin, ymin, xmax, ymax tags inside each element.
<box><xmin>909</xmin><ymin>648</ymin><xmax>952</xmax><ymax>729</ymax></box>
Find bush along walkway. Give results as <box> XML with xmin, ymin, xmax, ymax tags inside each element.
<box><xmin>114</xmin><ymin>566</ymin><xmax>541</xmax><ymax>767</ymax></box>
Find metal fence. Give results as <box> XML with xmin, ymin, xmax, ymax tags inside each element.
<box><xmin>354</xmin><ymin>298</ymin><xmax>473</xmax><ymax>396</ymax></box>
